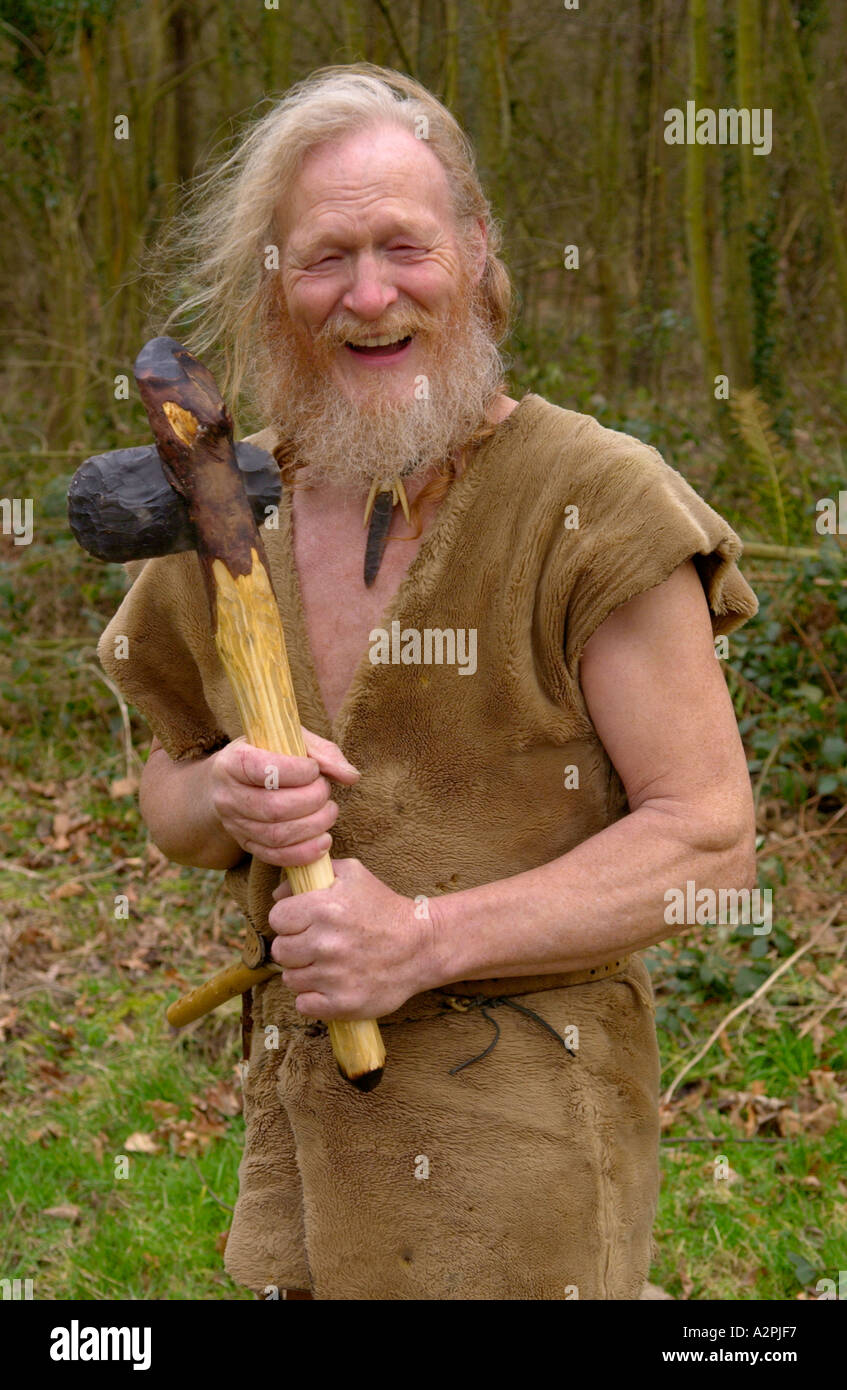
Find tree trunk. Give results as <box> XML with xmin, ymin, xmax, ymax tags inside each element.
<box><xmin>685</xmin><ymin>0</ymin><xmax>726</xmax><ymax>417</ymax></box>
<box><xmin>592</xmin><ymin>34</ymin><xmax>621</xmax><ymax>392</ymax></box>
<box><xmin>169</xmin><ymin>2</ymin><xmax>195</xmax><ymax>187</ymax></box>
<box><xmin>778</xmin><ymin>0</ymin><xmax>847</xmax><ymax>354</ymax></box>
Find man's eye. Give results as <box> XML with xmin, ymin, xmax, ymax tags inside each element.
<box><xmin>311</xmin><ymin>254</ymin><xmax>342</xmax><ymax>268</ymax></box>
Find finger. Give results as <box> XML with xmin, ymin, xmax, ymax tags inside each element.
<box><xmin>301</xmin><ymin>726</ymin><xmax>361</xmax><ymax>784</ymax></box>
<box><xmin>321</xmin><ymin>856</ymin><xmax>359</xmax><ymax>880</ymax></box>
<box><xmin>292</xmin><ymin>991</ymin><xmax>331</xmax><ymax>1020</ymax></box>
<box><xmin>292</xmin><ymin>991</ymin><xmax>359</xmax><ymax>1022</ymax></box>
<box><xmin>235</xmin><ymin>800</ymin><xmax>339</xmax><ymax>854</ymax></box>
<box><xmin>267</xmin><ymin>893</ymin><xmax>316</xmax><ymax>937</ymax></box>
<box><xmin>268</xmin><ymin>883</ymin><xmax>338</xmax><ymax>938</ymax></box>
<box><xmin>272</xmin><ymin>878</ymin><xmax>293</xmax><ymax>901</ymax></box>
<box><xmin>269</xmin><ymin>934</ymin><xmax>314</xmax><ymax>968</ymax></box>
<box><xmin>227</xmin><ymin>777</ymin><xmax>335</xmax><ymax>826</ymax></box>
<box><xmin>234</xmin><ymin>741</ymin><xmax>321</xmax><ymax>790</ymax></box>
<box><xmin>243</xmin><ymin>832</ymin><xmax>333</xmax><ymax>869</ymax></box>
<box><xmin>221</xmin><ymin>787</ymin><xmax>337</xmax><ymax>844</ymax></box>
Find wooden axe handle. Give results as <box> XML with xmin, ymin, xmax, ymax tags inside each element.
<box><xmin>134</xmin><ymin>338</ymin><xmax>385</xmax><ymax>1092</ymax></box>
<box><xmin>208</xmin><ymin>550</ymin><xmax>386</xmax><ymax>1090</ymax></box>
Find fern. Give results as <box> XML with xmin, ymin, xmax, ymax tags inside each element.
<box><xmin>729</xmin><ymin>387</ymin><xmax>790</xmax><ymax>545</ymax></box>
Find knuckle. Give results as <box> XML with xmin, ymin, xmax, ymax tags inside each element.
<box><xmin>269</xmin><ymin>820</ymin><xmax>296</xmax><ymax>848</ymax></box>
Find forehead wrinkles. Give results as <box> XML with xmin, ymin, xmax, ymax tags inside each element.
<box><xmin>300</xmin><ymin>194</ymin><xmax>439</xmax><ymax>251</ymax></box>
<box><xmin>282</xmin><ymin>128</ymin><xmax>457</xmax><ymax>244</ymax></box>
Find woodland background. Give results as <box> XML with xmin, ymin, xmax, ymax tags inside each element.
<box><xmin>1</xmin><ymin>0</ymin><xmax>845</xmax><ymax>1301</ymax></box>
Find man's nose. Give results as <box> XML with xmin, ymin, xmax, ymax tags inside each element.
<box><xmin>341</xmin><ymin>252</ymin><xmax>398</xmax><ymax>320</ymax></box>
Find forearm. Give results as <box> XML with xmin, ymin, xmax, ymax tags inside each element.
<box><xmin>139</xmin><ymin>745</ymin><xmax>245</xmax><ymax>871</ymax></box>
<box><xmin>428</xmin><ymin>804</ymin><xmax>757</xmax><ymax>985</ymax></box>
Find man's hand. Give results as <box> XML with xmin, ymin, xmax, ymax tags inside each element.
<box><xmin>209</xmin><ymin>728</ymin><xmax>360</xmax><ymax>867</ymax></box>
<box><xmin>267</xmin><ymin>857</ymin><xmax>438</xmax><ymax>1020</ymax></box>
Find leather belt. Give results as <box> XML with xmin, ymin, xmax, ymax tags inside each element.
<box><xmin>242</xmin><ymin>914</ymin><xmax>630</xmax><ymax>999</ymax></box>
<box><xmin>436</xmin><ymin>956</ymin><xmax>631</xmax><ymax>999</ymax></box>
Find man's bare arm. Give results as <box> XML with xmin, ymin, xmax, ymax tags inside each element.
<box><xmin>139</xmin><ymin>732</ymin><xmax>360</xmax><ymax>871</ymax></box>
<box><xmin>140</xmin><ymin>741</ymin><xmax>245</xmax><ymax>870</ymax></box>
<box><xmin>427</xmin><ymin>559</ymin><xmax>757</xmax><ymax>983</ymax></box>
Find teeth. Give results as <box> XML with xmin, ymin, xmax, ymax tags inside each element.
<box><xmin>349</xmin><ymin>334</ymin><xmax>408</xmax><ymax>348</ymax></box>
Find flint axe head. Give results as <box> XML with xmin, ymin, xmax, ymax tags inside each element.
<box><xmin>68</xmin><ymin>439</ymin><xmax>281</xmax><ymax>564</ymax></box>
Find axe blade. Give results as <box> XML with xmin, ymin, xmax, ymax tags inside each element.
<box><xmin>68</xmin><ymin>440</ymin><xmax>281</xmax><ymax>564</ymax></box>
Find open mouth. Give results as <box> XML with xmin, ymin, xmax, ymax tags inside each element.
<box><xmin>345</xmin><ymin>334</ymin><xmax>413</xmax><ymax>359</ymax></box>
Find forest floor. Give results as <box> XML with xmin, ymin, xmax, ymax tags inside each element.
<box><xmin>1</xmin><ymin>400</ymin><xmax>845</xmax><ymax>1301</ymax></box>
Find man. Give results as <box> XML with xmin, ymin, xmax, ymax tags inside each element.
<box><xmin>99</xmin><ymin>64</ymin><xmax>758</xmax><ymax>1300</ymax></box>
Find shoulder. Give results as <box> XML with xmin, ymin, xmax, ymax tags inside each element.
<box><xmin>519</xmin><ymin>394</ymin><xmax>675</xmax><ymax>488</ymax></box>
<box><xmin>523</xmin><ymin>397</ymin><xmax>739</xmax><ymax>559</ymax></box>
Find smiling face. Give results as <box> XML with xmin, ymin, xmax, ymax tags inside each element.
<box><xmin>265</xmin><ymin>123</ymin><xmax>504</xmax><ymax>489</ymax></box>
<box><xmin>278</xmin><ymin>123</ymin><xmax>479</xmax><ymax>402</ymax></box>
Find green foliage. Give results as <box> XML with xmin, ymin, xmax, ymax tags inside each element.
<box><xmin>653</xmin><ymin>1124</ymin><xmax>847</xmax><ymax>1299</ymax></box>
<box><xmin>728</xmin><ymin>546</ymin><xmax>847</xmax><ymax>806</ymax></box>
<box><xmin>748</xmin><ymin>203</ymin><xmax>784</xmax><ymax>413</ymax></box>
<box><xmin>793</xmin><ymin>0</ymin><xmax>829</xmax><ymax>62</ymax></box>
<box><xmin>649</xmin><ymin>915</ymin><xmax>797</xmax><ymax>1036</ymax></box>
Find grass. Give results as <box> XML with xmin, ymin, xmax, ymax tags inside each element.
<box><xmin>0</xmin><ymin>775</ymin><xmax>253</xmax><ymax>1300</ymax></box>
<box><xmin>2</xmin><ymin>996</ymin><xmax>251</xmax><ymax>1301</ymax></box>
<box><xmin>649</xmin><ymin>1056</ymin><xmax>847</xmax><ymax>1301</ymax></box>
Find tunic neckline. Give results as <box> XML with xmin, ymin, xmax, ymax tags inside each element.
<box><xmin>280</xmin><ymin>393</ymin><xmax>537</xmax><ymax>744</ymax></box>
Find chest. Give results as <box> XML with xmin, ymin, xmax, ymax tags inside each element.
<box><xmin>290</xmin><ymin>486</ymin><xmax>439</xmax><ymax>724</ymax></box>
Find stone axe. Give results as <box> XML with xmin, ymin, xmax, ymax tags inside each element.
<box><xmin>68</xmin><ymin>336</ymin><xmax>386</xmax><ymax>1092</ymax></box>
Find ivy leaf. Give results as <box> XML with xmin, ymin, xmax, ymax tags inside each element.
<box><xmin>785</xmin><ymin>1250</ymin><xmax>818</xmax><ymax>1286</ymax></box>
<box><xmin>734</xmin><ymin>966</ymin><xmax>767</xmax><ymax>997</ymax></box>
<box><xmin>820</xmin><ymin>736</ymin><xmax>847</xmax><ymax>767</ymax></box>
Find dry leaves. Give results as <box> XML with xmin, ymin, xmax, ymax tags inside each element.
<box><xmin>124</xmin><ymin>1085</ymin><xmax>243</xmax><ymax>1159</ymax></box>
<box><xmin>42</xmin><ymin>1204</ymin><xmax>81</xmax><ymax>1222</ymax></box>
<box><xmin>26</xmin><ymin>1121</ymin><xmax>65</xmax><ymax>1146</ymax></box>
<box><xmin>124</xmin><ymin>1131</ymin><xmax>162</xmax><ymax>1155</ymax></box>
<box><xmin>715</xmin><ymin>1082</ymin><xmax>845</xmax><ymax>1139</ymax></box>
<box><xmin>659</xmin><ymin>1079</ymin><xmax>709</xmax><ymax>1131</ymax></box>
<box><xmin>49</xmin><ymin>881</ymin><xmax>85</xmax><ymax>901</ymax></box>
<box><xmin>0</xmin><ymin>1007</ymin><xmax>18</xmax><ymax>1041</ymax></box>
<box><xmin>50</xmin><ymin>813</ymin><xmax>92</xmax><ymax>852</ymax></box>
<box><xmin>110</xmin><ymin>777</ymin><xmax>138</xmax><ymax>799</ymax></box>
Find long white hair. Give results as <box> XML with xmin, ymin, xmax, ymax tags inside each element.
<box><xmin>157</xmin><ymin>63</ymin><xmax>513</xmax><ymax>421</ymax></box>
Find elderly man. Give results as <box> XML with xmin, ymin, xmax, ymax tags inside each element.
<box><xmin>99</xmin><ymin>64</ymin><xmax>758</xmax><ymax>1300</ymax></box>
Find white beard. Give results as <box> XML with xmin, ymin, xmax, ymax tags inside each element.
<box><xmin>263</xmin><ymin>298</ymin><xmax>505</xmax><ymax>491</ymax></box>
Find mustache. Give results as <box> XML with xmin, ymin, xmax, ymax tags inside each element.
<box><xmin>311</xmin><ymin>306</ymin><xmax>442</xmax><ymax>349</ymax></box>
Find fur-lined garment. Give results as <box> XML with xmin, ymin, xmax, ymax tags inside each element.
<box><xmin>98</xmin><ymin>395</ymin><xmax>758</xmax><ymax>1298</ymax></box>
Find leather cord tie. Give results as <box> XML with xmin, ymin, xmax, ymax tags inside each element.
<box><xmin>446</xmin><ymin>994</ymin><xmax>577</xmax><ymax>1075</ymax></box>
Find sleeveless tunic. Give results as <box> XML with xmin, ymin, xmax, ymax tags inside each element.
<box><xmin>99</xmin><ymin>394</ymin><xmax>758</xmax><ymax>1298</ymax></box>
